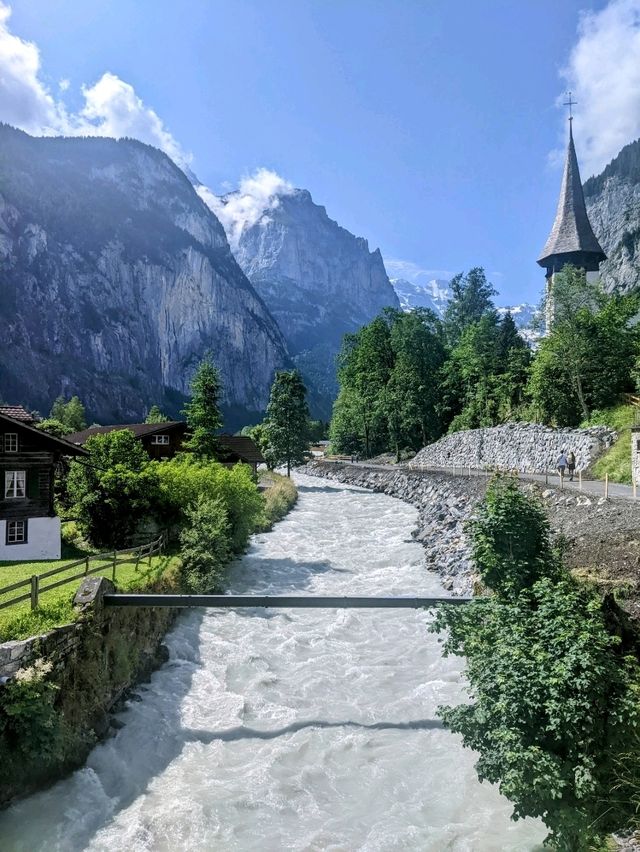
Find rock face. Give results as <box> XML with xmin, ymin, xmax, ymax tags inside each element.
<box><xmin>0</xmin><ymin>125</ymin><xmax>290</xmax><ymax>424</ymax></box>
<box><xmin>227</xmin><ymin>188</ymin><xmax>399</xmax><ymax>416</ymax></box>
<box><xmin>584</xmin><ymin>138</ymin><xmax>640</xmax><ymax>293</ymax></box>
<box><xmin>408</xmin><ymin>422</ymin><xmax>616</xmax><ymax>474</ymax></box>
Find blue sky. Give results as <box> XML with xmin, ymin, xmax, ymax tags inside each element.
<box><xmin>4</xmin><ymin>0</ymin><xmax>639</xmax><ymax>305</ymax></box>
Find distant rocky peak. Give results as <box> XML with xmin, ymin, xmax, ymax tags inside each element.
<box><xmin>196</xmin><ymin>168</ymin><xmax>296</xmax><ymax>250</ymax></box>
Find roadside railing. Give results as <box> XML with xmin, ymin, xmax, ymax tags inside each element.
<box><xmin>0</xmin><ymin>531</ymin><xmax>167</xmax><ymax>612</ymax></box>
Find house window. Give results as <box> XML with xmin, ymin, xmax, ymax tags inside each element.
<box><xmin>4</xmin><ymin>470</ymin><xmax>26</xmax><ymax>499</ymax></box>
<box><xmin>4</xmin><ymin>433</ymin><xmax>18</xmax><ymax>453</ymax></box>
<box><xmin>151</xmin><ymin>435</ymin><xmax>170</xmax><ymax>445</ymax></box>
<box><xmin>6</xmin><ymin>520</ymin><xmax>27</xmax><ymax>545</ymax></box>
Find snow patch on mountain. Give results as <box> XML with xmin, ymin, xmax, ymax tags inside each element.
<box><xmin>390</xmin><ymin>277</ymin><xmax>541</xmax><ymax>342</ymax></box>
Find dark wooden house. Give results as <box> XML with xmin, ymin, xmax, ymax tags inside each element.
<box><xmin>0</xmin><ymin>412</ymin><xmax>87</xmax><ymax>561</ymax></box>
<box><xmin>67</xmin><ymin>423</ymin><xmax>265</xmax><ymax>472</ymax></box>
<box><xmin>68</xmin><ymin>422</ymin><xmax>188</xmax><ymax>460</ymax></box>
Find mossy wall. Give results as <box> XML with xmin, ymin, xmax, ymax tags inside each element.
<box><xmin>0</xmin><ymin>577</ymin><xmax>177</xmax><ymax>807</ymax></box>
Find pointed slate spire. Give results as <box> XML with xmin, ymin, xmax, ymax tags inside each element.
<box><xmin>537</xmin><ymin>123</ymin><xmax>606</xmax><ymax>275</ymax></box>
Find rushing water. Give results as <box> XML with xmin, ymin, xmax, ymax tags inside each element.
<box><xmin>0</xmin><ymin>475</ymin><xmax>545</xmax><ymax>851</ymax></box>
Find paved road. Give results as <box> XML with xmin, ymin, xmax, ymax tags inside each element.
<box><xmin>329</xmin><ymin>460</ymin><xmax>639</xmax><ymax>503</ymax></box>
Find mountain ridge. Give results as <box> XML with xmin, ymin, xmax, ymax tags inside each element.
<box><xmin>0</xmin><ymin>125</ymin><xmax>290</xmax><ymax>426</ymax></box>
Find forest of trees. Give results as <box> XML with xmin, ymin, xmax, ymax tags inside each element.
<box><xmin>330</xmin><ymin>266</ymin><xmax>640</xmax><ymax>459</ymax></box>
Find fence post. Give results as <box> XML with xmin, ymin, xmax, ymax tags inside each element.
<box><xmin>30</xmin><ymin>575</ymin><xmax>39</xmax><ymax>610</ymax></box>
<box><xmin>85</xmin><ymin>557</ymin><xmax>89</xmax><ymax>576</ymax></box>
<box><xmin>112</xmin><ymin>550</ymin><xmax>117</xmax><ymax>582</ymax></box>
<box><xmin>605</xmin><ymin>473</ymin><xmax>609</xmax><ymax>500</ymax></box>
<box><xmin>545</xmin><ymin>470</ymin><xmax>548</xmax><ymax>485</ymax></box>
<box><xmin>634</xmin><ymin>479</ymin><xmax>637</xmax><ymax>501</ymax></box>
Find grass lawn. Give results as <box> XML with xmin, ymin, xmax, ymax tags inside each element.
<box><xmin>0</xmin><ymin>544</ymin><xmax>181</xmax><ymax>643</ymax></box>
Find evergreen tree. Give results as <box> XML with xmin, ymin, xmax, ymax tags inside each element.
<box><xmin>443</xmin><ymin>267</ymin><xmax>497</xmax><ymax>345</ymax></box>
<box><xmin>50</xmin><ymin>395</ymin><xmax>87</xmax><ymax>432</ymax></box>
<box><xmin>265</xmin><ymin>370</ymin><xmax>310</xmax><ymax>476</ymax></box>
<box><xmin>183</xmin><ymin>353</ymin><xmax>224</xmax><ymax>457</ymax></box>
<box><xmin>145</xmin><ymin>404</ymin><xmax>171</xmax><ymax>424</ymax></box>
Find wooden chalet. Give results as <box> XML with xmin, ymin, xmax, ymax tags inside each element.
<box><xmin>67</xmin><ymin>421</ymin><xmax>188</xmax><ymax>460</ymax></box>
<box><xmin>0</xmin><ymin>411</ymin><xmax>87</xmax><ymax>561</ymax></box>
<box><xmin>67</xmin><ymin>423</ymin><xmax>265</xmax><ymax>472</ymax></box>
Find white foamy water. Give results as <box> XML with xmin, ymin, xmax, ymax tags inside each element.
<box><xmin>0</xmin><ymin>475</ymin><xmax>545</xmax><ymax>851</ymax></box>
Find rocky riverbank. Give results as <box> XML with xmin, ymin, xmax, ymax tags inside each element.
<box><xmin>301</xmin><ymin>462</ymin><xmax>640</xmax><ymax>620</ymax></box>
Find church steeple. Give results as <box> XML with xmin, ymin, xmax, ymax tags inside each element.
<box><xmin>537</xmin><ymin>119</ymin><xmax>606</xmax><ymax>277</ymax></box>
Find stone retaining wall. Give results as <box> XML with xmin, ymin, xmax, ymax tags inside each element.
<box><xmin>408</xmin><ymin>422</ymin><xmax>616</xmax><ymax>474</ymax></box>
<box><xmin>0</xmin><ymin>577</ymin><xmax>176</xmax><ymax>806</ymax></box>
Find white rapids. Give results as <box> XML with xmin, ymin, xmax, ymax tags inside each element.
<box><xmin>0</xmin><ymin>474</ymin><xmax>546</xmax><ymax>851</ymax></box>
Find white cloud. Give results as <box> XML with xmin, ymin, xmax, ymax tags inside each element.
<box><xmin>0</xmin><ymin>1</ymin><xmax>189</xmax><ymax>165</ymax></box>
<box><xmin>200</xmin><ymin>168</ymin><xmax>295</xmax><ymax>248</ymax></box>
<box><xmin>384</xmin><ymin>258</ymin><xmax>453</xmax><ymax>283</ymax></box>
<box><xmin>74</xmin><ymin>72</ymin><xmax>189</xmax><ymax>165</ymax></box>
<box><xmin>561</xmin><ymin>0</ymin><xmax>640</xmax><ymax>178</ymax></box>
<box><xmin>0</xmin><ymin>1</ymin><xmax>64</xmax><ymax>133</ymax></box>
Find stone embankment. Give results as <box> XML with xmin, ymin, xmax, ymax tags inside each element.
<box><xmin>0</xmin><ymin>577</ymin><xmax>176</xmax><ymax>807</ymax></box>
<box><xmin>302</xmin><ymin>461</ymin><xmax>640</xmax><ymax>622</ymax></box>
<box><xmin>408</xmin><ymin>422</ymin><xmax>616</xmax><ymax>474</ymax></box>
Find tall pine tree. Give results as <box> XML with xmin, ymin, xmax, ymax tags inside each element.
<box><xmin>183</xmin><ymin>353</ymin><xmax>224</xmax><ymax>457</ymax></box>
<box><xmin>265</xmin><ymin>371</ymin><xmax>310</xmax><ymax>476</ymax></box>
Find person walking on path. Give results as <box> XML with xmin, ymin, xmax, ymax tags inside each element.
<box><xmin>567</xmin><ymin>450</ymin><xmax>576</xmax><ymax>482</ymax></box>
<box><xmin>557</xmin><ymin>450</ymin><xmax>568</xmax><ymax>479</ymax></box>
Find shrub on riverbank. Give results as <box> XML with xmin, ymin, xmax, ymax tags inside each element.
<box><xmin>255</xmin><ymin>472</ymin><xmax>298</xmax><ymax>531</ymax></box>
<box><xmin>155</xmin><ymin>456</ymin><xmax>263</xmax><ymax>551</ymax></box>
<box><xmin>431</xmin><ymin>476</ymin><xmax>640</xmax><ymax>850</ymax></box>
<box><xmin>178</xmin><ymin>496</ymin><xmax>231</xmax><ymax>593</ymax></box>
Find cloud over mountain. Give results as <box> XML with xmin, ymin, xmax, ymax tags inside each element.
<box><xmin>561</xmin><ymin>0</ymin><xmax>640</xmax><ymax>178</ymax></box>
<box><xmin>0</xmin><ymin>1</ymin><xmax>188</xmax><ymax>165</ymax></box>
<box><xmin>199</xmin><ymin>169</ymin><xmax>295</xmax><ymax>249</ymax></box>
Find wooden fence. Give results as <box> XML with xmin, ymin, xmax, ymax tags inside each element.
<box><xmin>0</xmin><ymin>532</ymin><xmax>167</xmax><ymax>612</ymax></box>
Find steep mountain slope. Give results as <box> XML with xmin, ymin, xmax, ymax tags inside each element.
<box><xmin>0</xmin><ymin>125</ymin><xmax>289</xmax><ymax>424</ymax></box>
<box><xmin>584</xmin><ymin>138</ymin><xmax>640</xmax><ymax>293</ymax></box>
<box><xmin>218</xmin><ymin>188</ymin><xmax>399</xmax><ymax>416</ymax></box>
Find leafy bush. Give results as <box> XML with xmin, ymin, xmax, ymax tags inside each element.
<box><xmin>67</xmin><ymin>431</ymin><xmax>160</xmax><ymax>548</ymax></box>
<box><xmin>0</xmin><ymin>660</ymin><xmax>66</xmax><ymax>772</ymax></box>
<box><xmin>179</xmin><ymin>496</ymin><xmax>231</xmax><ymax>593</ymax></box>
<box><xmin>471</xmin><ymin>475</ymin><xmax>560</xmax><ymax>594</ymax></box>
<box><xmin>155</xmin><ymin>455</ymin><xmax>263</xmax><ymax>551</ymax></box>
<box><xmin>431</xmin><ymin>476</ymin><xmax>640</xmax><ymax>849</ymax></box>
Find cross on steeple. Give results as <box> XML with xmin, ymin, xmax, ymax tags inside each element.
<box><xmin>564</xmin><ymin>91</ymin><xmax>577</xmax><ymax>124</ymax></box>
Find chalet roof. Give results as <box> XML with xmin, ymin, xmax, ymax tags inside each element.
<box><xmin>0</xmin><ymin>405</ymin><xmax>37</xmax><ymax>424</ymax></box>
<box><xmin>67</xmin><ymin>422</ymin><xmax>185</xmax><ymax>444</ymax></box>
<box><xmin>67</xmin><ymin>423</ymin><xmax>264</xmax><ymax>464</ymax></box>
<box><xmin>218</xmin><ymin>435</ymin><xmax>265</xmax><ymax>464</ymax></box>
<box><xmin>0</xmin><ymin>412</ymin><xmax>88</xmax><ymax>456</ymax></box>
<box><xmin>537</xmin><ymin>125</ymin><xmax>606</xmax><ymax>271</ymax></box>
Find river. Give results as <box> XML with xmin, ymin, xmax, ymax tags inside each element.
<box><xmin>0</xmin><ymin>474</ymin><xmax>545</xmax><ymax>851</ymax></box>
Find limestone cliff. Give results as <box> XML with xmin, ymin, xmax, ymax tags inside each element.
<box><xmin>0</xmin><ymin>125</ymin><xmax>289</xmax><ymax>424</ymax></box>
<box><xmin>221</xmin><ymin>188</ymin><xmax>399</xmax><ymax>416</ymax></box>
<box><xmin>584</xmin><ymin>138</ymin><xmax>640</xmax><ymax>294</ymax></box>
